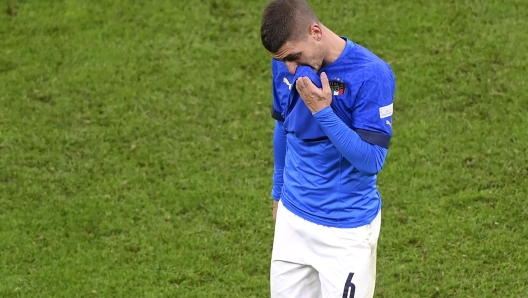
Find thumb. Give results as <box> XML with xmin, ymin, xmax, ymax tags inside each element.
<box><xmin>320</xmin><ymin>72</ymin><xmax>332</xmax><ymax>97</ymax></box>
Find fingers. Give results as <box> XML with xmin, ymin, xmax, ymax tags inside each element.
<box><xmin>320</xmin><ymin>72</ymin><xmax>332</xmax><ymax>97</ymax></box>
<box><xmin>295</xmin><ymin>76</ymin><xmax>317</xmax><ymax>94</ymax></box>
<box><xmin>296</xmin><ymin>77</ymin><xmax>321</xmax><ymax>104</ymax></box>
<box><xmin>295</xmin><ymin>77</ymin><xmax>303</xmax><ymax>93</ymax></box>
<box><xmin>295</xmin><ymin>76</ymin><xmax>308</xmax><ymax>93</ymax></box>
<box><xmin>296</xmin><ymin>75</ymin><xmax>328</xmax><ymax>93</ymax></box>
<box><xmin>295</xmin><ymin>74</ymin><xmax>332</xmax><ymax>114</ymax></box>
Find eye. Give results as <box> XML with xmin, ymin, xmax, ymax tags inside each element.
<box><xmin>284</xmin><ymin>53</ymin><xmax>300</xmax><ymax>62</ymax></box>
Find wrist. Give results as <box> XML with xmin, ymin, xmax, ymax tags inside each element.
<box><xmin>313</xmin><ymin>105</ymin><xmax>333</xmax><ymax>117</ymax></box>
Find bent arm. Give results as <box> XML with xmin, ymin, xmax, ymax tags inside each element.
<box><xmin>313</xmin><ymin>107</ymin><xmax>388</xmax><ymax>175</ymax></box>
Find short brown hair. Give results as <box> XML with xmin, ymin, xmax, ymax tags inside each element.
<box><xmin>260</xmin><ymin>0</ymin><xmax>319</xmax><ymax>53</ymax></box>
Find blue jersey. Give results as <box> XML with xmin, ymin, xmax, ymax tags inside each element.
<box><xmin>271</xmin><ymin>38</ymin><xmax>395</xmax><ymax>228</ymax></box>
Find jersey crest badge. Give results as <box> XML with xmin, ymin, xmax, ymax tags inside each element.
<box><xmin>329</xmin><ymin>81</ymin><xmax>346</xmax><ymax>95</ymax></box>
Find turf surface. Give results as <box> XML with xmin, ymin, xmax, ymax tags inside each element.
<box><xmin>1</xmin><ymin>0</ymin><xmax>527</xmax><ymax>297</ymax></box>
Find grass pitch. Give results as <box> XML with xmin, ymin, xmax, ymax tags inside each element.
<box><xmin>1</xmin><ymin>0</ymin><xmax>527</xmax><ymax>297</ymax></box>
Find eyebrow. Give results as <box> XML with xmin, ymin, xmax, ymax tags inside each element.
<box><xmin>280</xmin><ymin>52</ymin><xmax>301</xmax><ymax>62</ymax></box>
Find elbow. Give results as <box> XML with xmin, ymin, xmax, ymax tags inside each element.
<box><xmin>358</xmin><ymin>147</ymin><xmax>387</xmax><ymax>175</ymax></box>
<box><xmin>358</xmin><ymin>166</ymin><xmax>382</xmax><ymax>176</ymax></box>
<box><xmin>356</xmin><ymin>160</ymin><xmax>385</xmax><ymax>176</ymax></box>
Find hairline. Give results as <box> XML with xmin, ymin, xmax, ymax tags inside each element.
<box><xmin>270</xmin><ymin>20</ymin><xmax>319</xmax><ymax>58</ymax></box>
<box><xmin>261</xmin><ymin>0</ymin><xmax>319</xmax><ymax>53</ymax></box>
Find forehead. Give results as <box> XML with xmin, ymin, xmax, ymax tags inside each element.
<box><xmin>271</xmin><ymin>41</ymin><xmax>302</xmax><ymax>60</ymax></box>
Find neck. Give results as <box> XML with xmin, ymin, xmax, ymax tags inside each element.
<box><xmin>321</xmin><ymin>24</ymin><xmax>346</xmax><ymax>67</ymax></box>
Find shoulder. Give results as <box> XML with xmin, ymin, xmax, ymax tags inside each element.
<box><xmin>362</xmin><ymin>62</ymin><xmax>394</xmax><ymax>85</ymax></box>
<box><xmin>272</xmin><ymin>60</ymin><xmax>295</xmax><ymax>92</ymax></box>
<box><xmin>344</xmin><ymin>41</ymin><xmax>394</xmax><ymax>80</ymax></box>
<box><xmin>272</xmin><ymin>60</ymin><xmax>292</xmax><ymax>80</ymax></box>
<box><xmin>272</xmin><ymin>59</ymin><xmax>288</xmax><ymax>74</ymax></box>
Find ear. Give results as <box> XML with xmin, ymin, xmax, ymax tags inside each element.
<box><xmin>309</xmin><ymin>23</ymin><xmax>322</xmax><ymax>41</ymax></box>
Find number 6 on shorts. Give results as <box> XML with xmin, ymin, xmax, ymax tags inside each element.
<box><xmin>342</xmin><ymin>273</ymin><xmax>356</xmax><ymax>298</ymax></box>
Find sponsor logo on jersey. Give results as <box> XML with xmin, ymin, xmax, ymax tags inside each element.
<box><xmin>283</xmin><ymin>77</ymin><xmax>292</xmax><ymax>90</ymax></box>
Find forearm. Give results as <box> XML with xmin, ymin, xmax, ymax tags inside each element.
<box><xmin>313</xmin><ymin>107</ymin><xmax>387</xmax><ymax>175</ymax></box>
<box><xmin>271</xmin><ymin>120</ymin><xmax>287</xmax><ymax>200</ymax></box>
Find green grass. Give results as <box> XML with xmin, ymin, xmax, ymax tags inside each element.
<box><xmin>1</xmin><ymin>0</ymin><xmax>527</xmax><ymax>297</ymax></box>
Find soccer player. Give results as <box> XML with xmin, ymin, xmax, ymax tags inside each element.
<box><xmin>260</xmin><ymin>0</ymin><xmax>396</xmax><ymax>297</ymax></box>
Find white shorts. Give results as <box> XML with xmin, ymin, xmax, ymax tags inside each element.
<box><xmin>270</xmin><ymin>201</ymin><xmax>381</xmax><ymax>298</ymax></box>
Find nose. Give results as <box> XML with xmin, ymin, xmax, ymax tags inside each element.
<box><xmin>285</xmin><ymin>61</ymin><xmax>297</xmax><ymax>75</ymax></box>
